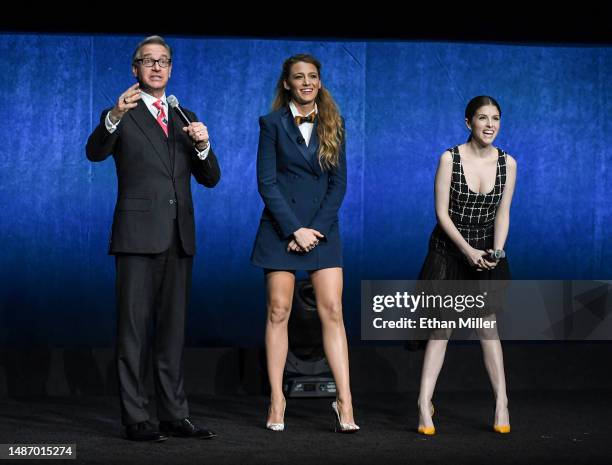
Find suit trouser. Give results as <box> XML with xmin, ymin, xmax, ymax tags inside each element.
<box><xmin>115</xmin><ymin>221</ymin><xmax>192</xmax><ymax>425</ymax></box>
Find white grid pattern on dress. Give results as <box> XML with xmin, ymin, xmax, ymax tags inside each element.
<box><xmin>430</xmin><ymin>145</ymin><xmax>507</xmax><ymax>252</ymax></box>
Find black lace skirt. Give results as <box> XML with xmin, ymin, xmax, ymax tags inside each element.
<box><xmin>418</xmin><ymin>227</ymin><xmax>511</xmax><ymax>317</ymax></box>
<box><xmin>419</xmin><ymin>247</ymin><xmax>510</xmax><ymax>281</ymax></box>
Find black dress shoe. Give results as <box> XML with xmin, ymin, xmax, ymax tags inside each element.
<box><xmin>159</xmin><ymin>418</ymin><xmax>216</xmax><ymax>439</ymax></box>
<box><xmin>125</xmin><ymin>421</ymin><xmax>168</xmax><ymax>442</ymax></box>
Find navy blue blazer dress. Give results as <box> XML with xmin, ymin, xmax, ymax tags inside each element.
<box><xmin>250</xmin><ymin>106</ymin><xmax>347</xmax><ymax>270</ymax></box>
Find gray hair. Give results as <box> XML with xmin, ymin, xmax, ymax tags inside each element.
<box><xmin>132</xmin><ymin>35</ymin><xmax>172</xmax><ymax>64</ymax></box>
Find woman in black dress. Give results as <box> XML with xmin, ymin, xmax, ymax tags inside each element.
<box><xmin>416</xmin><ymin>96</ymin><xmax>517</xmax><ymax>435</ymax></box>
<box><xmin>251</xmin><ymin>54</ymin><xmax>358</xmax><ymax>432</ymax></box>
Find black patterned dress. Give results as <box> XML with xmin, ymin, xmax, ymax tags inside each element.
<box><xmin>419</xmin><ymin>145</ymin><xmax>511</xmax><ymax>283</ymax></box>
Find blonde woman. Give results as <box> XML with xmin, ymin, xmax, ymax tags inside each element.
<box><xmin>251</xmin><ymin>54</ymin><xmax>358</xmax><ymax>433</ymax></box>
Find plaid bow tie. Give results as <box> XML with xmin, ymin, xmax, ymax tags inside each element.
<box><xmin>294</xmin><ymin>113</ymin><xmax>316</xmax><ymax>125</ymax></box>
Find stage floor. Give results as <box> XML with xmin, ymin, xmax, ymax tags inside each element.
<box><xmin>1</xmin><ymin>390</ymin><xmax>610</xmax><ymax>464</ymax></box>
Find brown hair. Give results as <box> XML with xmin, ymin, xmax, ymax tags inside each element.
<box><xmin>465</xmin><ymin>96</ymin><xmax>501</xmax><ymax>142</ymax></box>
<box><xmin>272</xmin><ymin>54</ymin><xmax>344</xmax><ymax>170</ymax></box>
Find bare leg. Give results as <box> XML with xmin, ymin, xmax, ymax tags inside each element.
<box><xmin>310</xmin><ymin>267</ymin><xmax>356</xmax><ymax>425</ymax></box>
<box><xmin>264</xmin><ymin>271</ymin><xmax>295</xmax><ymax>424</ymax></box>
<box><xmin>477</xmin><ymin>314</ymin><xmax>510</xmax><ymax>427</ymax></box>
<box><xmin>417</xmin><ymin>328</ymin><xmax>452</xmax><ymax>429</ymax></box>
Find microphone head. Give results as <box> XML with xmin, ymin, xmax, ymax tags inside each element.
<box><xmin>167</xmin><ymin>95</ymin><xmax>179</xmax><ymax>108</ymax></box>
<box><xmin>297</xmin><ymin>135</ymin><xmax>305</xmax><ymax>145</ymax></box>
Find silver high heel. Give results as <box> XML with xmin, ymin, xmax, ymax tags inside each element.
<box><xmin>331</xmin><ymin>400</ymin><xmax>360</xmax><ymax>433</ymax></box>
<box><xmin>266</xmin><ymin>399</ymin><xmax>286</xmax><ymax>431</ymax></box>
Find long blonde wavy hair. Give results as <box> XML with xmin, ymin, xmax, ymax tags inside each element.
<box><xmin>272</xmin><ymin>54</ymin><xmax>344</xmax><ymax>170</ymax></box>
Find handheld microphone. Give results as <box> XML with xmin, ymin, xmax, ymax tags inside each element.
<box><xmin>167</xmin><ymin>95</ymin><xmax>191</xmax><ymax>126</ymax></box>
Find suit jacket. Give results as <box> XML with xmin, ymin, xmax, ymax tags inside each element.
<box><xmin>86</xmin><ymin>99</ymin><xmax>220</xmax><ymax>256</ymax></box>
<box><xmin>250</xmin><ymin>106</ymin><xmax>347</xmax><ymax>270</ymax></box>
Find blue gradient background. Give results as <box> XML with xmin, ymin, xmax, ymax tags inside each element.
<box><xmin>0</xmin><ymin>34</ymin><xmax>610</xmax><ymax>346</ymax></box>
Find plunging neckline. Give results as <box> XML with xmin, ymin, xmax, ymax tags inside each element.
<box><xmin>457</xmin><ymin>147</ymin><xmax>500</xmax><ymax>196</ymax></box>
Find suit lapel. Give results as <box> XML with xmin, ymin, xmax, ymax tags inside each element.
<box><xmin>280</xmin><ymin>107</ymin><xmax>317</xmax><ymax>173</ymax></box>
<box><xmin>308</xmin><ymin>119</ymin><xmax>322</xmax><ymax>174</ymax></box>
<box><xmin>129</xmin><ymin>100</ymin><xmax>172</xmax><ymax>176</ymax></box>
<box><xmin>167</xmin><ymin>106</ymin><xmax>177</xmax><ymax>175</ymax></box>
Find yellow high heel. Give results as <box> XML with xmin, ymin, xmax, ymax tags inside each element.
<box><xmin>493</xmin><ymin>424</ymin><xmax>511</xmax><ymax>434</ymax></box>
<box><xmin>493</xmin><ymin>405</ymin><xmax>510</xmax><ymax>433</ymax></box>
<box><xmin>417</xmin><ymin>402</ymin><xmax>436</xmax><ymax>435</ymax></box>
<box><xmin>417</xmin><ymin>425</ymin><xmax>436</xmax><ymax>435</ymax></box>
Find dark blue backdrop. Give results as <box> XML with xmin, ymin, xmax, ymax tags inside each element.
<box><xmin>1</xmin><ymin>34</ymin><xmax>610</xmax><ymax>346</ymax></box>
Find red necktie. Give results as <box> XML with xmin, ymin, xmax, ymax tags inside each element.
<box><xmin>152</xmin><ymin>99</ymin><xmax>168</xmax><ymax>136</ymax></box>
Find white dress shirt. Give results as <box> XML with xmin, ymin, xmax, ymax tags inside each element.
<box><xmin>289</xmin><ymin>101</ymin><xmax>317</xmax><ymax>147</ymax></box>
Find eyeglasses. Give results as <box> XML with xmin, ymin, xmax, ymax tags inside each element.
<box><xmin>134</xmin><ymin>58</ymin><xmax>172</xmax><ymax>68</ymax></box>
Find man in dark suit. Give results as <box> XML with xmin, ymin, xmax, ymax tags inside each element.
<box><xmin>86</xmin><ymin>35</ymin><xmax>220</xmax><ymax>442</ymax></box>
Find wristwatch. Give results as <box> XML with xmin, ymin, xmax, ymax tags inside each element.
<box><xmin>491</xmin><ymin>249</ymin><xmax>506</xmax><ymax>260</ymax></box>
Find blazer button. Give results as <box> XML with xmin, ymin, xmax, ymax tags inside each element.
<box><xmin>313</xmin><ymin>197</ymin><xmax>319</xmax><ymax>203</ymax></box>
<box><xmin>291</xmin><ymin>198</ymin><xmax>296</xmax><ymax>204</ymax></box>
<box><xmin>169</xmin><ymin>199</ymin><xmax>175</xmax><ymax>205</ymax></box>
<box><xmin>314</xmin><ymin>175</ymin><xmax>319</xmax><ymax>180</ymax></box>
